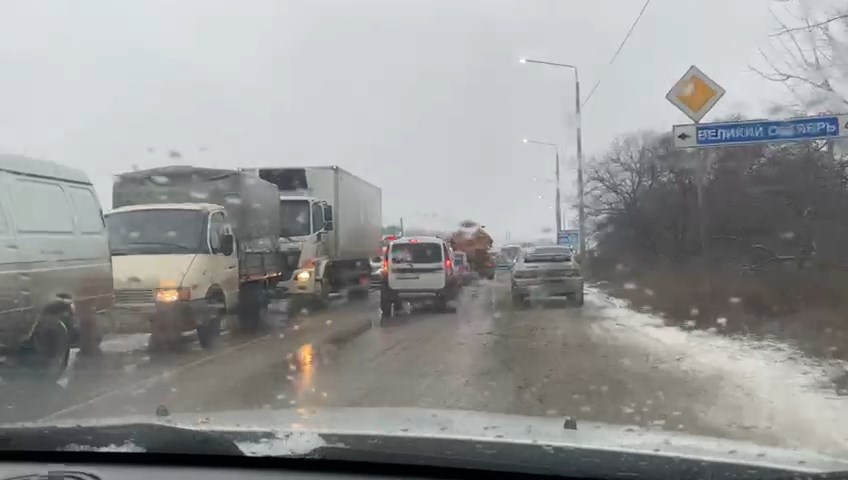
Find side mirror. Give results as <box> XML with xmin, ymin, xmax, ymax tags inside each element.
<box><xmin>323</xmin><ymin>205</ymin><xmax>334</xmax><ymax>231</ymax></box>
<box><xmin>221</xmin><ymin>234</ymin><xmax>235</xmax><ymax>256</ymax></box>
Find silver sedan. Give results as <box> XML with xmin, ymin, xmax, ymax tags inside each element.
<box><xmin>510</xmin><ymin>246</ymin><xmax>584</xmax><ymax>307</ymax></box>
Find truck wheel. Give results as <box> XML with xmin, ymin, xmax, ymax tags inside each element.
<box><xmin>197</xmin><ymin>295</ymin><xmax>224</xmax><ymax>349</ymax></box>
<box><xmin>310</xmin><ymin>280</ymin><xmax>330</xmax><ymax>310</ymax></box>
<box><xmin>238</xmin><ymin>282</ymin><xmax>267</xmax><ymax>332</ymax></box>
<box><xmin>24</xmin><ymin>315</ymin><xmax>71</xmax><ymax>382</ymax></box>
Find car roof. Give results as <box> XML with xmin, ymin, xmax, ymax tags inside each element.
<box><xmin>0</xmin><ymin>154</ymin><xmax>91</xmax><ymax>185</ymax></box>
<box><xmin>391</xmin><ymin>236</ymin><xmax>445</xmax><ymax>245</ymax></box>
<box><xmin>527</xmin><ymin>245</ymin><xmax>572</xmax><ymax>254</ymax></box>
<box><xmin>107</xmin><ymin>203</ymin><xmax>221</xmax><ymax>214</ymax></box>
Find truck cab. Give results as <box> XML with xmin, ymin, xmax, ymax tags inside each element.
<box><xmin>276</xmin><ymin>195</ymin><xmax>334</xmax><ymax>297</ymax></box>
<box><xmin>105</xmin><ymin>203</ymin><xmax>238</xmax><ymax>349</ymax></box>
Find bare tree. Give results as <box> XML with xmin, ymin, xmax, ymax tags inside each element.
<box><xmin>753</xmin><ymin>0</ymin><xmax>848</xmax><ymax>112</ymax></box>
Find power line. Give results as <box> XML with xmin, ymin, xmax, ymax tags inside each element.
<box><xmin>582</xmin><ymin>0</ymin><xmax>652</xmax><ymax>107</ymax></box>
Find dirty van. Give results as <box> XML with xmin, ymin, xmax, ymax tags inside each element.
<box><xmin>0</xmin><ymin>155</ymin><xmax>113</xmax><ymax>381</ymax></box>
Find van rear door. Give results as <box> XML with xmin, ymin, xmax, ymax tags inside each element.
<box><xmin>388</xmin><ymin>242</ymin><xmax>446</xmax><ymax>291</ymax></box>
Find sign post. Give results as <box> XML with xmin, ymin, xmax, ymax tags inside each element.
<box><xmin>666</xmin><ymin>65</ymin><xmax>726</xmax><ymax>253</ymax></box>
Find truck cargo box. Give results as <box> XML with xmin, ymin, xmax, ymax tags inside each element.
<box><xmin>113</xmin><ymin>166</ymin><xmax>284</xmax><ymax>281</ymax></box>
<box><xmin>258</xmin><ymin>166</ymin><xmax>382</xmax><ymax>263</ymax></box>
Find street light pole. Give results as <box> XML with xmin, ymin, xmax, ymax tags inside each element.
<box><xmin>523</xmin><ymin>139</ymin><xmax>562</xmax><ymax>235</ymax></box>
<box><xmin>519</xmin><ymin>57</ymin><xmax>586</xmax><ymax>256</ymax></box>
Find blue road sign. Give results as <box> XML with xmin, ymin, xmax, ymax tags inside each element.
<box><xmin>673</xmin><ymin>114</ymin><xmax>848</xmax><ymax>149</ymax></box>
<box><xmin>557</xmin><ymin>229</ymin><xmax>578</xmax><ymax>249</ymax></box>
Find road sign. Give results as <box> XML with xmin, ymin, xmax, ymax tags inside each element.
<box><xmin>557</xmin><ymin>229</ymin><xmax>578</xmax><ymax>249</ymax></box>
<box><xmin>673</xmin><ymin>114</ymin><xmax>848</xmax><ymax>149</ymax></box>
<box><xmin>666</xmin><ymin>65</ymin><xmax>725</xmax><ymax>123</ymax></box>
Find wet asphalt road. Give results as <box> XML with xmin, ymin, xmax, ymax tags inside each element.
<box><xmin>0</xmin><ymin>276</ymin><xmax>798</xmax><ymax>448</ymax></box>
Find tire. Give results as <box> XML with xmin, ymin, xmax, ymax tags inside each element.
<box><xmin>25</xmin><ymin>315</ymin><xmax>71</xmax><ymax>382</ymax></box>
<box><xmin>434</xmin><ymin>292</ymin><xmax>449</xmax><ymax>313</ymax></box>
<box><xmin>573</xmin><ymin>289</ymin><xmax>585</xmax><ymax>307</ymax></box>
<box><xmin>197</xmin><ymin>295</ymin><xmax>224</xmax><ymax>349</ymax></box>
<box><xmin>310</xmin><ymin>279</ymin><xmax>331</xmax><ymax>310</ymax></box>
<box><xmin>238</xmin><ymin>282</ymin><xmax>268</xmax><ymax>333</ymax></box>
<box><xmin>512</xmin><ymin>292</ymin><xmax>526</xmax><ymax>309</ymax></box>
<box><xmin>380</xmin><ymin>288</ymin><xmax>396</xmax><ymax>320</ymax></box>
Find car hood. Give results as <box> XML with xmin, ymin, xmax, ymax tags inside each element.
<box><xmin>5</xmin><ymin>408</ymin><xmax>848</xmax><ymax>478</ymax></box>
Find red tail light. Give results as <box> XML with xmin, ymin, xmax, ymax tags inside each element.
<box><xmin>382</xmin><ymin>258</ymin><xmax>389</xmax><ymax>276</ymax></box>
<box><xmin>445</xmin><ymin>258</ymin><xmax>452</xmax><ymax>270</ymax></box>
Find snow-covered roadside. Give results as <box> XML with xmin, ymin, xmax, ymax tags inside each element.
<box><xmin>585</xmin><ymin>286</ymin><xmax>848</xmax><ymax>454</ymax></box>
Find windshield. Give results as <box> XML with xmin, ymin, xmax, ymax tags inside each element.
<box><xmin>105</xmin><ymin>209</ymin><xmax>207</xmax><ymax>255</ymax></box>
<box><xmin>6</xmin><ymin>1</ymin><xmax>848</xmax><ymax>477</ymax></box>
<box><xmin>280</xmin><ymin>199</ymin><xmax>310</xmax><ymax>237</ymax></box>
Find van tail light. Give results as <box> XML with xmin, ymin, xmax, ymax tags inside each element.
<box><xmin>445</xmin><ymin>258</ymin><xmax>452</xmax><ymax>270</ymax></box>
<box><xmin>382</xmin><ymin>258</ymin><xmax>389</xmax><ymax>277</ymax></box>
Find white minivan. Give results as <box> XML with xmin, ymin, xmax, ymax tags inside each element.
<box><xmin>0</xmin><ymin>155</ymin><xmax>113</xmax><ymax>380</ymax></box>
<box><xmin>380</xmin><ymin>236</ymin><xmax>460</xmax><ymax>319</ymax></box>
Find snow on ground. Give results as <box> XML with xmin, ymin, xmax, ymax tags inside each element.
<box><xmin>585</xmin><ymin>286</ymin><xmax>848</xmax><ymax>454</ymax></box>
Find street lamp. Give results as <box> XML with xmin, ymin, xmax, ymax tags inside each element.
<box><xmin>519</xmin><ymin>57</ymin><xmax>585</xmax><ymax>256</ymax></box>
<box><xmin>522</xmin><ymin>138</ymin><xmax>562</xmax><ymax>234</ymax></box>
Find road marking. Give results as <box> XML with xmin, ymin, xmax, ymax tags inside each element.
<box><xmin>40</xmin><ymin>334</ymin><xmax>272</xmax><ymax>421</ymax></box>
<box><xmin>40</xmin><ymin>297</ymin><xmax>379</xmax><ymax>421</ymax></box>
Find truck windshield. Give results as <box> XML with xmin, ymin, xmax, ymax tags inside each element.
<box><xmin>106</xmin><ymin>209</ymin><xmax>207</xmax><ymax>255</ymax></box>
<box><xmin>280</xmin><ymin>200</ymin><xmax>311</xmax><ymax>237</ymax></box>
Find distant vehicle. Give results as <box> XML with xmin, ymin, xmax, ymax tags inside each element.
<box><xmin>449</xmin><ymin>225</ymin><xmax>494</xmax><ymax>280</ymax></box>
<box><xmin>380</xmin><ymin>236</ymin><xmax>460</xmax><ymax>321</ymax></box>
<box><xmin>109</xmin><ymin>166</ymin><xmax>286</xmax><ymax>349</ymax></box>
<box><xmin>252</xmin><ymin>167</ymin><xmax>382</xmax><ymax>310</ymax></box>
<box><xmin>510</xmin><ymin>245</ymin><xmax>584</xmax><ymax>307</ymax></box>
<box><xmin>0</xmin><ymin>155</ymin><xmax>113</xmax><ymax>380</ymax></box>
<box><xmin>452</xmin><ymin>251</ymin><xmax>475</xmax><ymax>285</ymax></box>
<box><xmin>370</xmin><ymin>255</ymin><xmax>383</xmax><ymax>287</ymax></box>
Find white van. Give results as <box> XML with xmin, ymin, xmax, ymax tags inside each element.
<box><xmin>380</xmin><ymin>236</ymin><xmax>460</xmax><ymax>319</ymax></box>
<box><xmin>0</xmin><ymin>155</ymin><xmax>113</xmax><ymax>380</ymax></box>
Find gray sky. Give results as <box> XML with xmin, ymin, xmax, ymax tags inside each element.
<box><xmin>0</xmin><ymin>0</ymin><xmax>789</xmax><ymax>242</ymax></box>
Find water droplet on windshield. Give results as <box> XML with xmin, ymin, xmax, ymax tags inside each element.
<box><xmin>689</xmin><ymin>307</ymin><xmax>699</xmax><ymax>316</ymax></box>
<box><xmin>729</xmin><ymin>297</ymin><xmax>742</xmax><ymax>305</ymax></box>
<box><xmin>623</xmin><ymin>282</ymin><xmax>637</xmax><ymax>290</ymax></box>
<box><xmin>150</xmin><ymin>175</ymin><xmax>170</xmax><ymax>185</ymax></box>
<box><xmin>129</xmin><ymin>231</ymin><xmax>140</xmax><ymax>238</ymax></box>
<box><xmin>716</xmin><ymin>317</ymin><xmax>728</xmax><ymax>327</ymax></box>
<box><xmin>190</xmin><ymin>190</ymin><xmax>210</xmax><ymax>200</ymax></box>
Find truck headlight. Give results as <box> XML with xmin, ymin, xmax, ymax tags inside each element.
<box><xmin>296</xmin><ymin>271</ymin><xmax>312</xmax><ymax>282</ymax></box>
<box><xmin>156</xmin><ymin>287</ymin><xmax>191</xmax><ymax>303</ymax></box>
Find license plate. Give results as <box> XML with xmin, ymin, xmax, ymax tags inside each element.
<box><xmin>397</xmin><ymin>274</ymin><xmax>420</xmax><ymax>280</ymax></box>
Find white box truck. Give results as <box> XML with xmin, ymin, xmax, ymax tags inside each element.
<box><xmin>250</xmin><ymin>166</ymin><xmax>382</xmax><ymax>310</ymax></box>
<box><xmin>108</xmin><ymin>166</ymin><xmax>285</xmax><ymax>349</ymax></box>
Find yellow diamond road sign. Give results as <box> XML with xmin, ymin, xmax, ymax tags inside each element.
<box><xmin>666</xmin><ymin>65</ymin><xmax>725</xmax><ymax>123</ymax></box>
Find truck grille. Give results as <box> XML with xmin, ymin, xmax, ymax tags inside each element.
<box><xmin>114</xmin><ymin>289</ymin><xmax>154</xmax><ymax>304</ymax></box>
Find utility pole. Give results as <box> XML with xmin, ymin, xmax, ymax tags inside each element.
<box><xmin>554</xmin><ymin>149</ymin><xmax>563</xmax><ymax>234</ymax></box>
<box><xmin>399</xmin><ymin>217</ymin><xmax>404</xmax><ymax>236</ymax></box>
<box><xmin>574</xmin><ymin>74</ymin><xmax>586</xmax><ymax>257</ymax></box>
